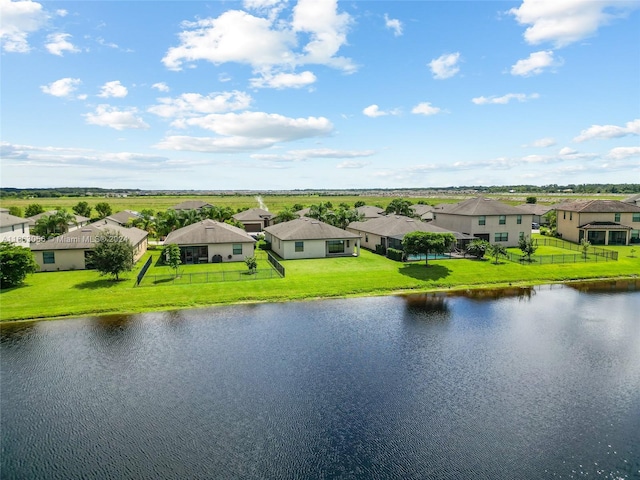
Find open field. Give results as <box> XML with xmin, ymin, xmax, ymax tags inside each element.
<box><xmin>2</xmin><ymin>239</ymin><xmax>638</xmax><ymax>322</ymax></box>
<box><xmin>0</xmin><ymin>192</ymin><xmax>630</xmax><ymax>216</ymax></box>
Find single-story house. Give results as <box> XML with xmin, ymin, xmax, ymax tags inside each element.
<box><xmin>355</xmin><ymin>205</ymin><xmax>386</xmax><ymax>220</ymax></box>
<box><xmin>347</xmin><ymin>215</ymin><xmax>463</xmax><ymax>251</ymax></box>
<box><xmin>295</xmin><ymin>207</ymin><xmax>311</xmax><ymax>217</ymax></box>
<box><xmin>164</xmin><ymin>219</ymin><xmax>256</xmax><ymax>264</ymax></box>
<box><xmin>555</xmin><ymin>200</ymin><xmax>640</xmax><ymax>245</ymax></box>
<box><xmin>103</xmin><ymin>210</ymin><xmax>143</xmax><ymax>227</ymax></box>
<box><xmin>0</xmin><ymin>212</ymin><xmax>31</xmax><ymax>247</ymax></box>
<box><xmin>27</xmin><ymin>210</ymin><xmax>90</xmax><ymax>232</ymax></box>
<box><xmin>515</xmin><ymin>204</ymin><xmax>552</xmax><ymax>226</ymax></box>
<box><xmin>264</xmin><ymin>217</ymin><xmax>361</xmax><ymax>259</ymax></box>
<box><xmin>431</xmin><ymin>197</ymin><xmax>532</xmax><ymax>247</ymax></box>
<box><xmin>31</xmin><ymin>224</ymin><xmax>148</xmax><ymax>272</ymax></box>
<box><xmin>623</xmin><ymin>194</ymin><xmax>640</xmax><ymax>207</ymax></box>
<box><xmin>169</xmin><ymin>200</ymin><xmax>213</xmax><ymax>212</ymax></box>
<box><xmin>410</xmin><ymin>204</ymin><xmax>436</xmax><ymax>221</ymax></box>
<box><xmin>232</xmin><ymin>208</ymin><xmax>274</xmax><ymax>233</ymax></box>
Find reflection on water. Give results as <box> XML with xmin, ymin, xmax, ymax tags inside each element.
<box><xmin>565</xmin><ymin>278</ymin><xmax>640</xmax><ymax>293</ymax></box>
<box><xmin>1</xmin><ymin>282</ymin><xmax>639</xmax><ymax>480</ymax></box>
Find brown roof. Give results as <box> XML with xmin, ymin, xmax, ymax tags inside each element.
<box><xmin>348</xmin><ymin>215</ymin><xmax>455</xmax><ymax>237</ymax></box>
<box><xmin>436</xmin><ymin>197</ymin><xmax>528</xmax><ymax>216</ymax></box>
<box><xmin>0</xmin><ymin>212</ymin><xmax>29</xmax><ymax>228</ymax></box>
<box><xmin>516</xmin><ymin>204</ymin><xmax>553</xmax><ymax>216</ymax></box>
<box><xmin>169</xmin><ymin>200</ymin><xmax>213</xmax><ymax>211</ymax></box>
<box><xmin>165</xmin><ymin>219</ymin><xmax>255</xmax><ymax>245</ymax></box>
<box><xmin>264</xmin><ymin>217</ymin><xmax>360</xmax><ymax>241</ymax></box>
<box><xmin>232</xmin><ymin>208</ymin><xmax>273</xmax><ymax>221</ymax></box>
<box><xmin>31</xmin><ymin>223</ymin><xmax>147</xmax><ymax>250</ymax></box>
<box><xmin>555</xmin><ymin>200</ymin><xmax>640</xmax><ymax>213</ymax></box>
<box><xmin>579</xmin><ymin>221</ymin><xmax>632</xmax><ymax>230</ymax></box>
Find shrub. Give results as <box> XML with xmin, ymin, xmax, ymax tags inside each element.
<box><xmin>375</xmin><ymin>244</ymin><xmax>387</xmax><ymax>255</ymax></box>
<box><xmin>386</xmin><ymin>248</ymin><xmax>404</xmax><ymax>262</ymax></box>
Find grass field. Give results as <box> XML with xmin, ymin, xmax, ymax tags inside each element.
<box><xmin>2</xmin><ymin>239</ymin><xmax>638</xmax><ymax>322</ymax></box>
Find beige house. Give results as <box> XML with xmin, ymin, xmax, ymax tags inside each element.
<box><xmin>31</xmin><ymin>224</ymin><xmax>148</xmax><ymax>272</ymax></box>
<box><xmin>347</xmin><ymin>215</ymin><xmax>460</xmax><ymax>251</ymax></box>
<box><xmin>169</xmin><ymin>200</ymin><xmax>213</xmax><ymax>212</ymax></box>
<box><xmin>431</xmin><ymin>197</ymin><xmax>532</xmax><ymax>247</ymax></box>
<box><xmin>355</xmin><ymin>205</ymin><xmax>386</xmax><ymax>220</ymax></box>
<box><xmin>555</xmin><ymin>200</ymin><xmax>640</xmax><ymax>245</ymax></box>
<box><xmin>0</xmin><ymin>212</ymin><xmax>31</xmax><ymax>247</ymax></box>
<box><xmin>264</xmin><ymin>218</ymin><xmax>360</xmax><ymax>260</ymax></box>
<box><xmin>232</xmin><ymin>208</ymin><xmax>274</xmax><ymax>233</ymax></box>
<box><xmin>27</xmin><ymin>210</ymin><xmax>90</xmax><ymax>233</ymax></box>
<box><xmin>410</xmin><ymin>204</ymin><xmax>436</xmax><ymax>221</ymax></box>
<box><xmin>103</xmin><ymin>210</ymin><xmax>142</xmax><ymax>227</ymax></box>
<box><xmin>164</xmin><ymin>219</ymin><xmax>256</xmax><ymax>264</ymax></box>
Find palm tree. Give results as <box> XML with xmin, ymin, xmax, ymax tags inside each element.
<box><xmin>331</xmin><ymin>208</ymin><xmax>364</xmax><ymax>230</ymax></box>
<box><xmin>308</xmin><ymin>202</ymin><xmax>332</xmax><ymax>223</ymax></box>
<box><xmin>52</xmin><ymin>209</ymin><xmax>77</xmax><ymax>234</ymax></box>
<box><xmin>487</xmin><ymin>243</ymin><xmax>507</xmax><ymax>264</ymax></box>
<box><xmin>274</xmin><ymin>207</ymin><xmax>298</xmax><ymax>224</ymax></box>
<box><xmin>385</xmin><ymin>198</ymin><xmax>414</xmax><ymax>216</ymax></box>
<box><xmin>178</xmin><ymin>209</ymin><xmax>201</xmax><ymax>228</ymax></box>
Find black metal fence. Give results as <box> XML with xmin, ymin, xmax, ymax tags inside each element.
<box><xmin>504</xmin><ymin>238</ymin><xmax>618</xmax><ymax>265</ymax></box>
<box><xmin>535</xmin><ymin>237</ymin><xmax>618</xmax><ymax>260</ymax></box>
<box><xmin>139</xmin><ymin>268</ymin><xmax>281</xmax><ymax>286</ymax></box>
<box><xmin>136</xmin><ymin>256</ymin><xmax>153</xmax><ymax>286</ymax></box>
<box><xmin>266</xmin><ymin>251</ymin><xmax>285</xmax><ymax>277</ymax></box>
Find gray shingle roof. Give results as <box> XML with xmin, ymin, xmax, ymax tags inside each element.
<box><xmin>232</xmin><ymin>208</ymin><xmax>273</xmax><ymax>221</ymax></box>
<box><xmin>516</xmin><ymin>204</ymin><xmax>553</xmax><ymax>216</ymax></box>
<box><xmin>436</xmin><ymin>197</ymin><xmax>528</xmax><ymax>216</ymax></box>
<box><xmin>555</xmin><ymin>200</ymin><xmax>640</xmax><ymax>213</ymax></box>
<box><xmin>26</xmin><ymin>210</ymin><xmax>90</xmax><ymax>226</ymax></box>
<box><xmin>348</xmin><ymin>215</ymin><xmax>454</xmax><ymax>237</ymax></box>
<box><xmin>165</xmin><ymin>219</ymin><xmax>256</xmax><ymax>245</ymax></box>
<box><xmin>31</xmin><ymin>223</ymin><xmax>147</xmax><ymax>250</ymax></box>
<box><xmin>356</xmin><ymin>205</ymin><xmax>385</xmax><ymax>219</ymax></box>
<box><xmin>169</xmin><ymin>200</ymin><xmax>213</xmax><ymax>211</ymax></box>
<box><xmin>105</xmin><ymin>210</ymin><xmax>142</xmax><ymax>225</ymax></box>
<box><xmin>264</xmin><ymin>218</ymin><xmax>360</xmax><ymax>241</ymax></box>
<box><xmin>0</xmin><ymin>212</ymin><xmax>29</xmax><ymax>228</ymax></box>
<box><xmin>410</xmin><ymin>204</ymin><xmax>435</xmax><ymax>216</ymax></box>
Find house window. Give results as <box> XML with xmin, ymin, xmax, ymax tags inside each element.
<box><xmin>563</xmin><ymin>211</ymin><xmax>566</xmax><ymax>219</ymax></box>
<box><xmin>570</xmin><ymin>212</ymin><xmax>573</xmax><ymax>221</ymax></box>
<box><xmin>494</xmin><ymin>232</ymin><xmax>508</xmax><ymax>242</ymax></box>
<box><xmin>43</xmin><ymin>251</ymin><xmax>55</xmax><ymax>264</ymax></box>
<box><xmin>499</xmin><ymin>215</ymin><xmax>506</xmax><ymax>225</ymax></box>
<box><xmin>519</xmin><ymin>232</ymin><xmax>525</xmax><ymax>240</ymax></box>
<box><xmin>365</xmin><ymin>234</ymin><xmax>369</xmax><ymax>242</ymax></box>
<box><xmin>327</xmin><ymin>240</ymin><xmax>345</xmax><ymax>254</ymax></box>
<box><xmin>614</xmin><ymin>213</ymin><xmax>621</xmax><ymax>222</ymax></box>
<box><xmin>631</xmin><ymin>230</ymin><xmax>639</xmax><ymax>242</ymax></box>
<box><xmin>478</xmin><ymin>216</ymin><xmax>486</xmax><ymax>226</ymax></box>
<box><xmin>633</xmin><ymin>213</ymin><xmax>640</xmax><ymax>223</ymax></box>
<box><xmin>517</xmin><ymin>215</ymin><xmax>522</xmax><ymax>225</ymax></box>
<box><xmin>295</xmin><ymin>241</ymin><xmax>304</xmax><ymax>252</ymax></box>
<box><xmin>232</xmin><ymin>244</ymin><xmax>242</xmax><ymax>255</ymax></box>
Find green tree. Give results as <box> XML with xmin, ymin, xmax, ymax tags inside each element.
<box><xmin>465</xmin><ymin>239</ymin><xmax>490</xmax><ymax>259</ymax></box>
<box><xmin>53</xmin><ymin>209</ymin><xmax>76</xmax><ymax>234</ymax></box>
<box><xmin>487</xmin><ymin>243</ymin><xmax>507</xmax><ymax>265</ymax></box>
<box><xmin>0</xmin><ymin>242</ymin><xmax>38</xmax><ymax>288</ymax></box>
<box><xmin>402</xmin><ymin>231</ymin><xmax>456</xmax><ymax>266</ymax></box>
<box><xmin>330</xmin><ymin>207</ymin><xmax>364</xmax><ymax>230</ymax></box>
<box><xmin>308</xmin><ymin>202</ymin><xmax>332</xmax><ymax>223</ymax></box>
<box><xmin>518</xmin><ymin>235</ymin><xmax>537</xmax><ymax>262</ymax></box>
<box><xmin>8</xmin><ymin>206</ymin><xmax>22</xmax><ymax>217</ymax></box>
<box><xmin>162</xmin><ymin>243</ymin><xmax>182</xmax><ymax>277</ymax></box>
<box><xmin>95</xmin><ymin>202</ymin><xmax>112</xmax><ymax>219</ymax></box>
<box><xmin>274</xmin><ymin>207</ymin><xmax>298</xmax><ymax>224</ymax></box>
<box><xmin>292</xmin><ymin>203</ymin><xmax>304</xmax><ymax>212</ymax></box>
<box><xmin>24</xmin><ymin>203</ymin><xmax>44</xmax><ymax>217</ymax></box>
<box><xmin>73</xmin><ymin>201</ymin><xmax>92</xmax><ymax>218</ymax></box>
<box><xmin>354</xmin><ymin>200</ymin><xmax>366</xmax><ymax>208</ymax></box>
<box><xmin>386</xmin><ymin>198</ymin><xmax>414</xmax><ymax>216</ymax></box>
<box><xmin>580</xmin><ymin>238</ymin><xmax>591</xmax><ymax>259</ymax></box>
<box><xmin>244</xmin><ymin>255</ymin><xmax>257</xmax><ymax>274</ymax></box>
<box><xmin>92</xmin><ymin>230</ymin><xmax>134</xmax><ymax>281</ymax></box>
<box><xmin>526</xmin><ymin>196</ymin><xmax>537</xmax><ymax>204</ymax></box>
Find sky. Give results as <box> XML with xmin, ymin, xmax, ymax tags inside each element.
<box><xmin>1</xmin><ymin>0</ymin><xmax>639</xmax><ymax>191</ymax></box>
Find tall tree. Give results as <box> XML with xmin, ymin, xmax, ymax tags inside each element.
<box><xmin>162</xmin><ymin>243</ymin><xmax>182</xmax><ymax>277</ymax></box>
<box><xmin>24</xmin><ymin>204</ymin><xmax>44</xmax><ymax>217</ymax></box>
<box><xmin>402</xmin><ymin>231</ymin><xmax>455</xmax><ymax>266</ymax></box>
<box><xmin>8</xmin><ymin>206</ymin><xmax>22</xmax><ymax>217</ymax></box>
<box><xmin>95</xmin><ymin>202</ymin><xmax>112</xmax><ymax>219</ymax></box>
<box><xmin>526</xmin><ymin>196</ymin><xmax>537</xmax><ymax>204</ymax></box>
<box><xmin>53</xmin><ymin>209</ymin><xmax>76</xmax><ymax>234</ymax></box>
<box><xmin>274</xmin><ymin>207</ymin><xmax>298</xmax><ymax>224</ymax></box>
<box><xmin>386</xmin><ymin>198</ymin><xmax>414</xmax><ymax>216</ymax></box>
<box><xmin>0</xmin><ymin>242</ymin><xmax>38</xmax><ymax>288</ymax></box>
<box><xmin>518</xmin><ymin>235</ymin><xmax>537</xmax><ymax>262</ymax></box>
<box><xmin>465</xmin><ymin>239</ymin><xmax>490</xmax><ymax>259</ymax></box>
<box><xmin>73</xmin><ymin>201</ymin><xmax>92</xmax><ymax>218</ymax></box>
<box><xmin>330</xmin><ymin>208</ymin><xmax>364</xmax><ymax>230</ymax></box>
<box><xmin>92</xmin><ymin>230</ymin><xmax>134</xmax><ymax>281</ymax></box>
<box><xmin>308</xmin><ymin>202</ymin><xmax>332</xmax><ymax>223</ymax></box>
<box><xmin>354</xmin><ymin>200</ymin><xmax>366</xmax><ymax>208</ymax></box>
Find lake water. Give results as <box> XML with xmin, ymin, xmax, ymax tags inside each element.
<box><xmin>2</xmin><ymin>281</ymin><xmax>639</xmax><ymax>479</ymax></box>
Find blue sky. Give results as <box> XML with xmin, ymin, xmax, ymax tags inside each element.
<box><xmin>1</xmin><ymin>0</ymin><xmax>639</xmax><ymax>190</ymax></box>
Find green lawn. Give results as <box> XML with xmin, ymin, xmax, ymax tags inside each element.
<box><xmin>2</xmin><ymin>242</ymin><xmax>638</xmax><ymax>322</ymax></box>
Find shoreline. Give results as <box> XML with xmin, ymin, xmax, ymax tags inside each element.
<box><xmin>2</xmin><ymin>275</ymin><xmax>637</xmax><ymax>325</ymax></box>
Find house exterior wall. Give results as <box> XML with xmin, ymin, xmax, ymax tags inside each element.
<box><xmin>433</xmin><ymin>213</ymin><xmax>532</xmax><ymax>247</ymax></box>
<box><xmin>265</xmin><ymin>233</ymin><xmax>358</xmax><ymax>259</ymax></box>
<box><xmin>557</xmin><ymin>210</ymin><xmax>640</xmax><ymax>244</ymax></box>
<box><xmin>206</xmin><ymin>241</ymin><xmax>255</xmax><ymax>262</ymax></box>
<box><xmin>0</xmin><ymin>222</ymin><xmax>31</xmax><ymax>247</ymax></box>
<box><xmin>35</xmin><ymin>249</ymin><xmax>87</xmax><ymax>271</ymax></box>
<box><xmin>345</xmin><ymin>228</ymin><xmax>383</xmax><ymax>251</ymax></box>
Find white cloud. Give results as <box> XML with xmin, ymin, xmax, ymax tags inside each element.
<box><xmin>606</xmin><ymin>146</ymin><xmax>640</xmax><ymax>160</ymax></box>
<box><xmin>0</xmin><ymin>0</ymin><xmax>49</xmax><ymax>52</ymax></box>
<box><xmin>98</xmin><ymin>80</ymin><xmax>128</xmax><ymax>98</ymax></box>
<box><xmin>429</xmin><ymin>52</ymin><xmax>460</xmax><ymax>80</ymax></box>
<box><xmin>527</xmin><ymin>137</ymin><xmax>556</xmax><ymax>147</ymax></box>
<box><xmin>558</xmin><ymin>147</ymin><xmax>578</xmax><ymax>155</ymax></box>
<box><xmin>509</xmin><ymin>0</ymin><xmax>639</xmax><ymax>48</ymax></box>
<box><xmin>337</xmin><ymin>160</ymin><xmax>370</xmax><ymax>169</ymax></box>
<box><xmin>251</xmin><ymin>148</ymin><xmax>375</xmax><ymax>162</ymax></box>
<box><xmin>250</xmin><ymin>70</ymin><xmax>316</xmax><ymax>89</ymax></box>
<box><xmin>55</xmin><ymin>9</ymin><xmax>67</xmax><ymax>17</ymax></box>
<box><xmin>573</xmin><ymin>119</ymin><xmax>640</xmax><ymax>142</ymax></box>
<box><xmin>152</xmin><ymin>82</ymin><xmax>170</xmax><ymax>92</ymax></box>
<box><xmin>411</xmin><ymin>102</ymin><xmax>442</xmax><ymax>116</ymax></box>
<box><xmin>148</xmin><ymin>91</ymin><xmax>252</xmax><ymax>118</ymax></box>
<box><xmin>40</xmin><ymin>77</ymin><xmax>81</xmax><ymax>98</ymax></box>
<box><xmin>162</xmin><ymin>1</ymin><xmax>354</xmax><ymax>77</ymax></box>
<box><xmin>384</xmin><ymin>13</ymin><xmax>403</xmax><ymax>36</ymax></box>
<box><xmin>511</xmin><ymin>50</ymin><xmax>559</xmax><ymax>76</ymax></box>
<box><xmin>45</xmin><ymin>32</ymin><xmax>79</xmax><ymax>56</ymax></box>
<box><xmin>363</xmin><ymin>104</ymin><xmax>399</xmax><ymax>118</ymax></box>
<box><xmin>472</xmin><ymin>93</ymin><xmax>540</xmax><ymax>105</ymax></box>
<box><xmin>84</xmin><ymin>105</ymin><xmax>149</xmax><ymax>130</ymax></box>
<box><xmin>155</xmin><ymin>111</ymin><xmax>333</xmax><ymax>152</ymax></box>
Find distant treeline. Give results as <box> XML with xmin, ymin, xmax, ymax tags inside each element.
<box><xmin>1</xmin><ymin>184</ymin><xmax>638</xmax><ymax>199</ymax></box>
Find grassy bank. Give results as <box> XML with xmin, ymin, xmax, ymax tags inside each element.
<box><xmin>2</xmin><ymin>241</ymin><xmax>638</xmax><ymax>322</ymax></box>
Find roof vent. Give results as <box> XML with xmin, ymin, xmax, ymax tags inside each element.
<box><xmin>81</xmin><ymin>229</ymin><xmax>92</xmax><ymax>232</ymax></box>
